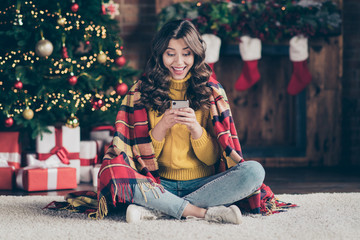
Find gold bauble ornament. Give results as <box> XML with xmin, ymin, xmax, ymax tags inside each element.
<box><xmin>57</xmin><ymin>17</ymin><xmax>66</xmax><ymax>26</ymax></box>
<box><xmin>22</xmin><ymin>108</ymin><xmax>34</xmax><ymax>120</ymax></box>
<box><xmin>35</xmin><ymin>39</ymin><xmax>54</xmax><ymax>57</ymax></box>
<box><xmin>97</xmin><ymin>51</ymin><xmax>107</xmax><ymax>64</ymax></box>
<box><xmin>66</xmin><ymin>115</ymin><xmax>80</xmax><ymax>128</ymax></box>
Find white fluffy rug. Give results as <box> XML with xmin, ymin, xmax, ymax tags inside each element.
<box><xmin>1</xmin><ymin>193</ymin><xmax>359</xmax><ymax>240</ymax></box>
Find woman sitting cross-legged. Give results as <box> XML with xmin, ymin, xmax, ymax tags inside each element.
<box><xmin>97</xmin><ymin>19</ymin><xmax>265</xmax><ymax>224</ymax></box>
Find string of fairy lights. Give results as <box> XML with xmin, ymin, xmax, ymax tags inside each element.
<box><xmin>0</xmin><ymin>1</ymin><xmax>129</xmax><ymax>127</ymax></box>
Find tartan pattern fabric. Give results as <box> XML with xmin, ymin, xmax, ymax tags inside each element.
<box><xmin>103</xmin><ymin>77</ymin><xmax>244</xmax><ymax>174</ymax></box>
<box><xmin>98</xmin><ymin>152</ymin><xmax>164</xmax><ymax>210</ymax></box>
<box><xmin>92</xmin><ymin>77</ymin><xmax>297</xmax><ymax>218</ymax></box>
<box><xmin>43</xmin><ymin>191</ymin><xmax>98</xmax><ymax>216</ymax></box>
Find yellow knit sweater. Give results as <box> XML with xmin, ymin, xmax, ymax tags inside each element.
<box><xmin>148</xmin><ymin>74</ymin><xmax>220</xmax><ymax>180</ymax></box>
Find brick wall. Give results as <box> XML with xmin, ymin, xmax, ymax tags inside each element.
<box><xmin>115</xmin><ymin>0</ymin><xmax>157</xmax><ymax>70</ymax></box>
<box><xmin>342</xmin><ymin>0</ymin><xmax>360</xmax><ymax>166</ymax></box>
<box><xmin>114</xmin><ymin>0</ymin><xmax>189</xmax><ymax>71</ymax></box>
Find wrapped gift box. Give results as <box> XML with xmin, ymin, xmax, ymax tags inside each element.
<box><xmin>0</xmin><ymin>132</ymin><xmax>21</xmax><ymax>169</ymax></box>
<box><xmin>80</xmin><ymin>141</ymin><xmax>98</xmax><ymax>183</ymax></box>
<box><xmin>36</xmin><ymin>126</ymin><xmax>81</xmax><ymax>183</ymax></box>
<box><xmin>16</xmin><ymin>167</ymin><xmax>77</xmax><ymax>192</ymax></box>
<box><xmin>0</xmin><ymin>167</ymin><xmax>15</xmax><ymax>190</ymax></box>
<box><xmin>25</xmin><ymin>153</ymin><xmax>80</xmax><ymax>184</ymax></box>
<box><xmin>90</xmin><ymin>126</ymin><xmax>114</xmax><ymax>161</ymax></box>
<box><xmin>90</xmin><ymin>126</ymin><xmax>114</xmax><ymax>143</ymax></box>
<box><xmin>92</xmin><ymin>164</ymin><xmax>102</xmax><ymax>187</ymax></box>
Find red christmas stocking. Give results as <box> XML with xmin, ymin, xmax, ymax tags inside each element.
<box><xmin>235</xmin><ymin>60</ymin><xmax>260</xmax><ymax>91</ymax></box>
<box><xmin>235</xmin><ymin>36</ymin><xmax>262</xmax><ymax>91</ymax></box>
<box><xmin>287</xmin><ymin>60</ymin><xmax>312</xmax><ymax>95</ymax></box>
<box><xmin>202</xmin><ymin>34</ymin><xmax>221</xmax><ymax>80</ymax></box>
<box><xmin>287</xmin><ymin>35</ymin><xmax>311</xmax><ymax>95</ymax></box>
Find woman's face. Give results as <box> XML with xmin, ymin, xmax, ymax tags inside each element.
<box><xmin>162</xmin><ymin>38</ymin><xmax>194</xmax><ymax>80</ymax></box>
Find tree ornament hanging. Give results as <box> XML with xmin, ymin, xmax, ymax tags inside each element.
<box><xmin>96</xmin><ymin>99</ymin><xmax>104</xmax><ymax>108</ymax></box>
<box><xmin>14</xmin><ymin>2</ymin><xmax>23</xmax><ymax>26</ymax></box>
<box><xmin>57</xmin><ymin>16</ymin><xmax>66</xmax><ymax>27</ymax></box>
<box><xmin>14</xmin><ymin>78</ymin><xmax>23</xmax><ymax>90</ymax></box>
<box><xmin>35</xmin><ymin>31</ymin><xmax>54</xmax><ymax>57</ymax></box>
<box><xmin>91</xmin><ymin>97</ymin><xmax>104</xmax><ymax>110</ymax></box>
<box><xmin>14</xmin><ymin>12</ymin><xmax>23</xmax><ymax>26</ymax></box>
<box><xmin>101</xmin><ymin>3</ymin><xmax>107</xmax><ymax>15</ymax></box>
<box><xmin>115</xmin><ymin>56</ymin><xmax>126</xmax><ymax>67</ymax></box>
<box><xmin>23</xmin><ymin>107</ymin><xmax>34</xmax><ymax>120</ymax></box>
<box><xmin>35</xmin><ymin>39</ymin><xmax>54</xmax><ymax>57</ymax></box>
<box><xmin>116</xmin><ymin>82</ymin><xmax>128</xmax><ymax>96</ymax></box>
<box><xmin>71</xmin><ymin>0</ymin><xmax>79</xmax><ymax>12</ymax></box>
<box><xmin>62</xmin><ymin>46</ymin><xmax>69</xmax><ymax>58</ymax></box>
<box><xmin>102</xmin><ymin>0</ymin><xmax>120</xmax><ymax>19</ymax></box>
<box><xmin>57</xmin><ymin>4</ymin><xmax>66</xmax><ymax>26</ymax></box>
<box><xmin>68</xmin><ymin>72</ymin><xmax>78</xmax><ymax>86</ymax></box>
<box><xmin>97</xmin><ymin>51</ymin><xmax>107</xmax><ymax>64</ymax></box>
<box><xmin>66</xmin><ymin>114</ymin><xmax>80</xmax><ymax>128</ymax></box>
<box><xmin>4</xmin><ymin>116</ymin><xmax>14</xmax><ymax>128</ymax></box>
<box><xmin>61</xmin><ymin>34</ymin><xmax>68</xmax><ymax>58</ymax></box>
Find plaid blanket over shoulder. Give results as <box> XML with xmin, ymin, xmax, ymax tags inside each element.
<box><xmin>91</xmin><ymin>77</ymin><xmax>296</xmax><ymax>219</ymax></box>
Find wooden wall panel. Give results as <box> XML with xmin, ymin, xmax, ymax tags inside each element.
<box><xmin>152</xmin><ymin>0</ymin><xmax>342</xmax><ymax>167</ymax></box>
<box><xmin>306</xmin><ymin>37</ymin><xmax>342</xmax><ymax>166</ymax></box>
<box><xmin>217</xmin><ymin>55</ymin><xmax>295</xmax><ymax>147</ymax></box>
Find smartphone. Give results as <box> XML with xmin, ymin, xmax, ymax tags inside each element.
<box><xmin>171</xmin><ymin>100</ymin><xmax>189</xmax><ymax>109</ymax></box>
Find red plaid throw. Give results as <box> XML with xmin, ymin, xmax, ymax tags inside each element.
<box><xmin>46</xmin><ymin>77</ymin><xmax>294</xmax><ymax>219</ymax></box>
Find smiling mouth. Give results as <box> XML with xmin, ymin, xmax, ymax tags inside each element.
<box><xmin>173</xmin><ymin>66</ymin><xmax>185</xmax><ymax>70</ymax></box>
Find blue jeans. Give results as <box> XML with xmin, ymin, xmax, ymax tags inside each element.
<box><xmin>128</xmin><ymin>160</ymin><xmax>265</xmax><ymax>219</ymax></box>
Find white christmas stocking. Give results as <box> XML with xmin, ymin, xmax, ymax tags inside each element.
<box><xmin>202</xmin><ymin>34</ymin><xmax>221</xmax><ymax>80</ymax></box>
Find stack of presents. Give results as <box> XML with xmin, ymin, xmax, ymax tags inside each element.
<box><xmin>0</xmin><ymin>126</ymin><xmax>113</xmax><ymax>192</ymax></box>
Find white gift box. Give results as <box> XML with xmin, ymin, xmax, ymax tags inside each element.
<box><xmin>26</xmin><ymin>153</ymin><xmax>81</xmax><ymax>184</ymax></box>
<box><xmin>0</xmin><ymin>132</ymin><xmax>21</xmax><ymax>169</ymax></box>
<box><xmin>90</xmin><ymin>126</ymin><xmax>114</xmax><ymax>161</ymax></box>
<box><xmin>80</xmin><ymin>141</ymin><xmax>98</xmax><ymax>183</ymax></box>
<box><xmin>36</xmin><ymin>126</ymin><xmax>81</xmax><ymax>184</ymax></box>
<box><xmin>90</xmin><ymin>126</ymin><xmax>113</xmax><ymax>143</ymax></box>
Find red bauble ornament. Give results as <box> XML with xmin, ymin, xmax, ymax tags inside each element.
<box><xmin>116</xmin><ymin>83</ymin><xmax>128</xmax><ymax>96</ymax></box>
<box><xmin>71</xmin><ymin>3</ymin><xmax>79</xmax><ymax>12</ymax></box>
<box><xmin>91</xmin><ymin>98</ymin><xmax>104</xmax><ymax>110</ymax></box>
<box><xmin>91</xmin><ymin>99</ymin><xmax>98</xmax><ymax>109</ymax></box>
<box><xmin>62</xmin><ymin>46</ymin><xmax>69</xmax><ymax>58</ymax></box>
<box><xmin>4</xmin><ymin>117</ymin><xmax>14</xmax><ymax>128</ymax></box>
<box><xmin>97</xmin><ymin>99</ymin><xmax>104</xmax><ymax>107</ymax></box>
<box><xmin>101</xmin><ymin>5</ymin><xmax>106</xmax><ymax>15</ymax></box>
<box><xmin>115</xmin><ymin>56</ymin><xmax>126</xmax><ymax>67</ymax></box>
<box><xmin>14</xmin><ymin>80</ymin><xmax>23</xmax><ymax>90</ymax></box>
<box><xmin>68</xmin><ymin>75</ymin><xmax>78</xmax><ymax>86</ymax></box>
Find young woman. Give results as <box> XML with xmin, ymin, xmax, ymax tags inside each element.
<box><xmin>97</xmin><ymin>20</ymin><xmax>265</xmax><ymax>224</ymax></box>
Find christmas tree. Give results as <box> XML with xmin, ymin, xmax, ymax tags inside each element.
<box><xmin>0</xmin><ymin>0</ymin><xmax>139</xmax><ymax>139</ymax></box>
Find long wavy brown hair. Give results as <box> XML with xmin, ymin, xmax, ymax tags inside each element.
<box><xmin>137</xmin><ymin>20</ymin><xmax>212</xmax><ymax>114</ymax></box>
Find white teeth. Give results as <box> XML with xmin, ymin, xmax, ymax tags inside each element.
<box><xmin>173</xmin><ymin>67</ymin><xmax>185</xmax><ymax>71</ymax></box>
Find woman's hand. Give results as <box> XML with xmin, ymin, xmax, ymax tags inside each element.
<box><xmin>151</xmin><ymin>109</ymin><xmax>178</xmax><ymax>141</ymax></box>
<box><xmin>174</xmin><ymin>107</ymin><xmax>203</xmax><ymax>139</ymax></box>
<box><xmin>152</xmin><ymin>107</ymin><xmax>203</xmax><ymax>141</ymax></box>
